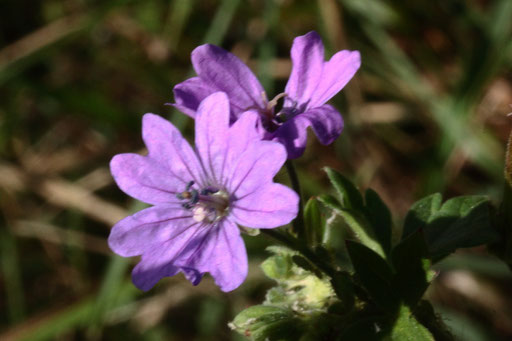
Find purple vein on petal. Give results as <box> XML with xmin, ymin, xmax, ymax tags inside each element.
<box><xmin>226</xmin><ymin>155</ymin><xmax>258</xmax><ymax>195</ymax></box>
<box><xmin>162</xmin><ymin>220</ymin><xmax>205</xmax><ymax>265</ymax></box>
<box><xmin>183</xmin><ymin>222</ymin><xmax>216</xmax><ymax>266</ymax></box>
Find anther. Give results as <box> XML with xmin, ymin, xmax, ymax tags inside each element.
<box><xmin>185</xmin><ymin>181</ymin><xmax>195</xmax><ymax>190</ymax></box>
<box><xmin>190</xmin><ymin>190</ymin><xmax>199</xmax><ymax>204</ymax></box>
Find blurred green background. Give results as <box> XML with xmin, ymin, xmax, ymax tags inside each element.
<box><xmin>1</xmin><ymin>0</ymin><xmax>512</xmax><ymax>340</ymax></box>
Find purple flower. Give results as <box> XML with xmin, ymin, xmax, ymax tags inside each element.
<box><xmin>109</xmin><ymin>92</ymin><xmax>299</xmax><ymax>292</ymax></box>
<box><xmin>173</xmin><ymin>31</ymin><xmax>361</xmax><ymax>158</ymax></box>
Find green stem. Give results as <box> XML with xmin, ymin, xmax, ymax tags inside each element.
<box><xmin>286</xmin><ymin>160</ymin><xmax>305</xmax><ymax>239</ymax></box>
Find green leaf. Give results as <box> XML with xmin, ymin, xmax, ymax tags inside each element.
<box><xmin>403</xmin><ymin>194</ymin><xmax>499</xmax><ymax>261</ymax></box>
<box><xmin>319</xmin><ymin>175</ymin><xmax>391</xmax><ymax>258</ymax></box>
<box><xmin>386</xmin><ymin>305</ymin><xmax>434</xmax><ymax>341</ymax></box>
<box><xmin>313</xmin><ymin>245</ymin><xmax>332</xmax><ymax>264</ymax></box>
<box><xmin>330</xmin><ymin>271</ymin><xmax>355</xmax><ymax>312</ymax></box>
<box><xmin>231</xmin><ymin>305</ymin><xmax>291</xmax><ymax>325</ymax></box>
<box><xmin>427</xmin><ymin>196</ymin><xmax>496</xmax><ymax>257</ymax></box>
<box><xmin>230</xmin><ymin>305</ymin><xmax>303</xmax><ymax>341</ymax></box>
<box><xmin>261</xmin><ymin>254</ymin><xmax>293</xmax><ymax>281</ymax></box>
<box><xmin>318</xmin><ymin>193</ymin><xmax>343</xmax><ymax>211</ymax></box>
<box><xmin>346</xmin><ymin>240</ymin><xmax>398</xmax><ymax>310</ymax></box>
<box><xmin>391</xmin><ymin>229</ymin><xmax>432</xmax><ymax>307</ymax></box>
<box><xmin>318</xmin><ymin>195</ymin><xmax>386</xmax><ymax>258</ymax></box>
<box><xmin>324</xmin><ymin>167</ymin><xmax>364</xmax><ymax>211</ymax></box>
<box><xmin>304</xmin><ymin>197</ymin><xmax>324</xmax><ymax>245</ymax></box>
<box><xmin>291</xmin><ymin>255</ymin><xmax>323</xmax><ymax>278</ymax></box>
<box><xmin>403</xmin><ymin>193</ymin><xmax>443</xmax><ymax>238</ymax></box>
<box><xmin>364</xmin><ymin>188</ymin><xmax>392</xmax><ymax>253</ymax></box>
<box><xmin>413</xmin><ymin>300</ymin><xmax>455</xmax><ymax>341</ymax></box>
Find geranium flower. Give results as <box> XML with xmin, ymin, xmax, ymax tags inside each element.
<box><xmin>109</xmin><ymin>92</ymin><xmax>299</xmax><ymax>292</ymax></box>
<box><xmin>173</xmin><ymin>31</ymin><xmax>361</xmax><ymax>158</ymax></box>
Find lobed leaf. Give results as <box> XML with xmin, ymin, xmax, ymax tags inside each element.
<box><xmin>386</xmin><ymin>305</ymin><xmax>434</xmax><ymax>341</ymax></box>
<box><xmin>391</xmin><ymin>229</ymin><xmax>432</xmax><ymax>308</ymax></box>
<box><xmin>364</xmin><ymin>188</ymin><xmax>392</xmax><ymax>254</ymax></box>
<box><xmin>324</xmin><ymin>167</ymin><xmax>364</xmax><ymax>211</ymax></box>
<box><xmin>403</xmin><ymin>194</ymin><xmax>499</xmax><ymax>261</ymax></box>
<box><xmin>304</xmin><ymin>196</ymin><xmax>325</xmax><ymax>245</ymax></box>
<box><xmin>318</xmin><ymin>194</ymin><xmax>386</xmax><ymax>258</ymax></box>
<box><xmin>345</xmin><ymin>240</ymin><xmax>397</xmax><ymax>310</ymax></box>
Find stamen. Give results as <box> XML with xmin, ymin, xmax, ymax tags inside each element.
<box><xmin>261</xmin><ymin>91</ymin><xmax>269</xmax><ymax>104</ymax></box>
<box><xmin>177</xmin><ymin>182</ymin><xmax>230</xmax><ymax>223</ymax></box>
<box><xmin>186</xmin><ymin>181</ymin><xmax>195</xmax><ymax>190</ymax></box>
<box><xmin>190</xmin><ymin>190</ymin><xmax>199</xmax><ymax>204</ymax></box>
<box><xmin>266</xmin><ymin>92</ymin><xmax>287</xmax><ymax>111</ymax></box>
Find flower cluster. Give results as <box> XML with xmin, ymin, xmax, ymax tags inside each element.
<box><xmin>109</xmin><ymin>32</ymin><xmax>360</xmax><ymax>292</ymax></box>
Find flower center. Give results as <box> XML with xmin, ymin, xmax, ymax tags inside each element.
<box><xmin>177</xmin><ymin>181</ymin><xmax>230</xmax><ymax>223</ymax></box>
<box><xmin>259</xmin><ymin>92</ymin><xmax>289</xmax><ymax>132</ymax></box>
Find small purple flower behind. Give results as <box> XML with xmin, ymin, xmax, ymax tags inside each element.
<box><xmin>109</xmin><ymin>92</ymin><xmax>299</xmax><ymax>292</ymax></box>
<box><xmin>173</xmin><ymin>31</ymin><xmax>361</xmax><ymax>158</ymax></box>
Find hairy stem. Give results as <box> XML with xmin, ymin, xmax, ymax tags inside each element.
<box><xmin>285</xmin><ymin>160</ymin><xmax>305</xmax><ymax>239</ymax></box>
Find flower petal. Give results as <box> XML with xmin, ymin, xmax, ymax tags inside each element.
<box><xmin>181</xmin><ymin>268</ymin><xmax>203</xmax><ymax>285</ymax></box>
<box><xmin>232</xmin><ymin>183</ymin><xmax>299</xmax><ymax>228</ymax></box>
<box><xmin>170</xmin><ymin>219</ymin><xmax>248</xmax><ymax>292</ymax></box>
<box><xmin>272</xmin><ymin>117</ymin><xmax>311</xmax><ymax>159</ymax></box>
<box><xmin>192</xmin><ymin>44</ymin><xmax>265</xmax><ymax>115</ymax></box>
<box><xmin>209</xmin><ymin>220</ymin><xmax>247</xmax><ymax>292</ymax></box>
<box><xmin>108</xmin><ymin>204</ymin><xmax>194</xmax><ymax>257</ymax></box>
<box><xmin>225</xmin><ymin>110</ymin><xmax>264</xmax><ymax>176</ymax></box>
<box><xmin>199</xmin><ymin>220</ymin><xmax>248</xmax><ymax>292</ymax></box>
<box><xmin>132</xmin><ymin>256</ymin><xmax>181</xmax><ymax>291</ymax></box>
<box><xmin>195</xmin><ymin>92</ymin><xmax>230</xmax><ymax>185</ymax></box>
<box><xmin>142</xmin><ymin>113</ymin><xmax>206</xmax><ymax>186</ymax></box>
<box><xmin>130</xmin><ymin>219</ymin><xmax>205</xmax><ymax>291</ymax></box>
<box><xmin>110</xmin><ymin>153</ymin><xmax>183</xmax><ymax>204</ymax></box>
<box><xmin>284</xmin><ymin>31</ymin><xmax>324</xmax><ymax>106</ymax></box>
<box><xmin>309</xmin><ymin>50</ymin><xmax>361</xmax><ymax>108</ymax></box>
<box><xmin>132</xmin><ymin>255</ymin><xmax>204</xmax><ymax>290</ymax></box>
<box><xmin>299</xmin><ymin>104</ymin><xmax>344</xmax><ymax>145</ymax></box>
<box><xmin>227</xmin><ymin>140</ymin><xmax>287</xmax><ymax>196</ymax></box>
<box><xmin>172</xmin><ymin>77</ymin><xmax>216</xmax><ymax>118</ymax></box>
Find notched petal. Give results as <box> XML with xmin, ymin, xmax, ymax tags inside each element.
<box><xmin>195</xmin><ymin>92</ymin><xmax>230</xmax><ymax>184</ymax></box>
<box><xmin>172</xmin><ymin>77</ymin><xmax>216</xmax><ymax>117</ymax></box>
<box><xmin>192</xmin><ymin>44</ymin><xmax>265</xmax><ymax>115</ymax></box>
<box><xmin>309</xmin><ymin>50</ymin><xmax>361</xmax><ymax>108</ymax></box>
<box><xmin>285</xmin><ymin>31</ymin><xmax>325</xmax><ymax>106</ymax></box>
<box><xmin>300</xmin><ymin>104</ymin><xmax>344</xmax><ymax>145</ymax></box>
<box><xmin>208</xmin><ymin>220</ymin><xmax>248</xmax><ymax>292</ymax></box>
<box><xmin>227</xmin><ymin>140</ymin><xmax>287</xmax><ymax>196</ymax></box>
<box><xmin>142</xmin><ymin>113</ymin><xmax>206</xmax><ymax>186</ymax></box>
<box><xmin>110</xmin><ymin>153</ymin><xmax>182</xmax><ymax>204</ymax></box>
<box><xmin>108</xmin><ymin>204</ymin><xmax>193</xmax><ymax>257</ymax></box>
<box><xmin>232</xmin><ymin>183</ymin><xmax>299</xmax><ymax>228</ymax></box>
